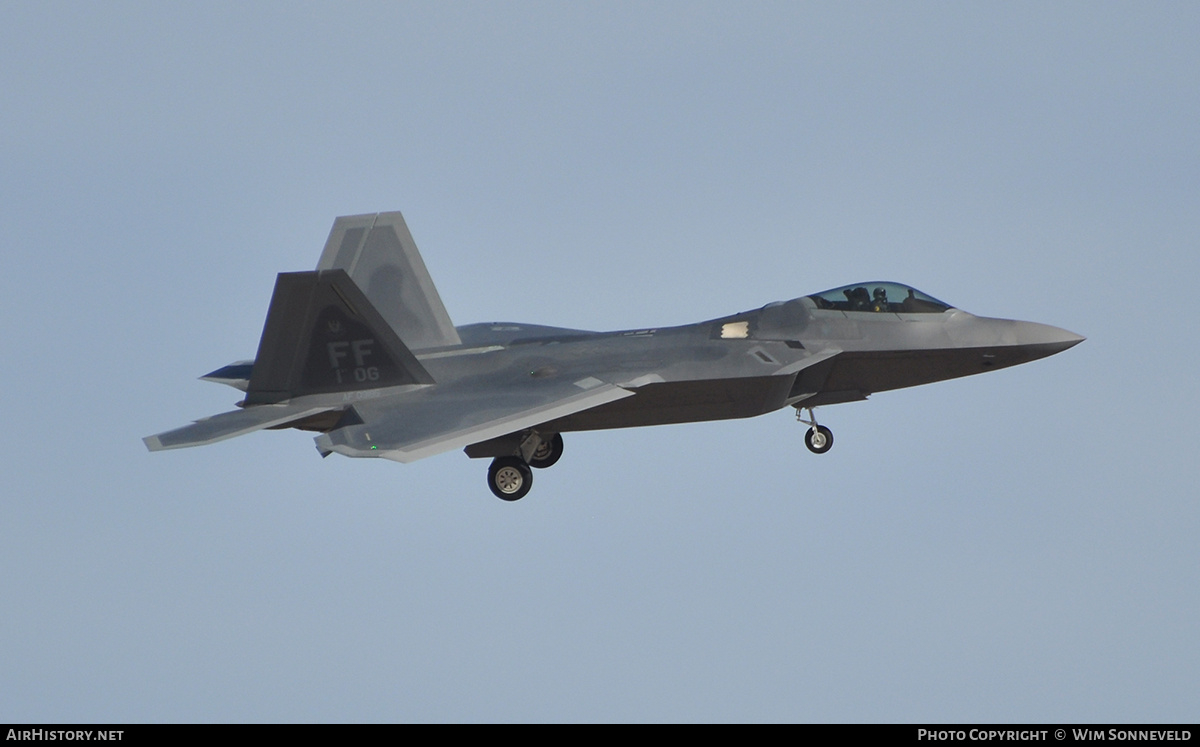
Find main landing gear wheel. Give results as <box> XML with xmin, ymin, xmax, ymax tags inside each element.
<box><xmin>528</xmin><ymin>433</ymin><xmax>564</xmax><ymax>469</ymax></box>
<box><xmin>488</xmin><ymin>457</ymin><xmax>533</xmax><ymax>501</ymax></box>
<box><xmin>805</xmin><ymin>425</ymin><xmax>834</xmax><ymax>454</ymax></box>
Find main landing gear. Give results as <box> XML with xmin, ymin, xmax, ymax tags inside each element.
<box><xmin>488</xmin><ymin>457</ymin><xmax>533</xmax><ymax>501</ymax></box>
<box><xmin>528</xmin><ymin>432</ymin><xmax>564</xmax><ymax>469</ymax></box>
<box><xmin>485</xmin><ymin>432</ymin><xmax>564</xmax><ymax>501</ymax></box>
<box><xmin>796</xmin><ymin>407</ymin><xmax>834</xmax><ymax>454</ymax></box>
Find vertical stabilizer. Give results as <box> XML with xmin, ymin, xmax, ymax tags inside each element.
<box><xmin>245</xmin><ymin>269</ymin><xmax>434</xmax><ymax>405</ymax></box>
<box><xmin>316</xmin><ymin>212</ymin><xmax>461</xmax><ymax>350</ymax></box>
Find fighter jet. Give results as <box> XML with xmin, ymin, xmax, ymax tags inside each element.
<box><xmin>145</xmin><ymin>211</ymin><xmax>1084</xmax><ymax>500</ymax></box>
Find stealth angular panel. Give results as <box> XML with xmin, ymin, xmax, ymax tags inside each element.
<box><xmin>316</xmin><ymin>212</ymin><xmax>461</xmax><ymax>351</ymax></box>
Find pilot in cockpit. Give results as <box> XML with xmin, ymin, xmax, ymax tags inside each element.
<box><xmin>843</xmin><ymin>286</ymin><xmax>871</xmax><ymax>311</ymax></box>
<box><xmin>872</xmin><ymin>287</ymin><xmax>889</xmax><ymax>312</ymax></box>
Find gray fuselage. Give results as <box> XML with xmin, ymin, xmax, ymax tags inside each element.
<box><xmin>428</xmin><ymin>293</ymin><xmax>1081</xmax><ymax>437</ymax></box>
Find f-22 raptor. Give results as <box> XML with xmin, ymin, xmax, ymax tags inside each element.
<box><xmin>145</xmin><ymin>211</ymin><xmax>1084</xmax><ymax>500</ymax></box>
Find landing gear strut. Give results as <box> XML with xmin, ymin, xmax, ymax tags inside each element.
<box><xmin>796</xmin><ymin>407</ymin><xmax>834</xmax><ymax>454</ymax></box>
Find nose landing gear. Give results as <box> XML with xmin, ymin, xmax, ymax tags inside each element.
<box><xmin>796</xmin><ymin>407</ymin><xmax>834</xmax><ymax>454</ymax></box>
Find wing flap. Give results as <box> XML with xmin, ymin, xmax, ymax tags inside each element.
<box><xmin>144</xmin><ymin>404</ymin><xmax>341</xmax><ymax>451</ymax></box>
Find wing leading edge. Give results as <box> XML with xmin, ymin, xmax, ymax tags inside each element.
<box><xmin>316</xmin><ymin>378</ymin><xmax>634</xmax><ymax>463</ymax></box>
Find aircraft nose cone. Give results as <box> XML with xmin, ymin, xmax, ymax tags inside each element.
<box><xmin>949</xmin><ymin>316</ymin><xmax>1084</xmax><ymax>369</ymax></box>
<box><xmin>1015</xmin><ymin>321</ymin><xmax>1086</xmax><ymax>354</ymax></box>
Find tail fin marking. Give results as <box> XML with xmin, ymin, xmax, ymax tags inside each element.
<box><xmin>245</xmin><ymin>269</ymin><xmax>434</xmax><ymax>405</ymax></box>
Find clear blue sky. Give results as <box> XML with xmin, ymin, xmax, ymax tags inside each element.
<box><xmin>2</xmin><ymin>1</ymin><xmax>1196</xmax><ymax>722</ymax></box>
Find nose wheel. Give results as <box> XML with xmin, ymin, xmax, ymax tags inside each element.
<box><xmin>796</xmin><ymin>407</ymin><xmax>834</xmax><ymax>454</ymax></box>
<box><xmin>805</xmin><ymin>425</ymin><xmax>833</xmax><ymax>453</ymax></box>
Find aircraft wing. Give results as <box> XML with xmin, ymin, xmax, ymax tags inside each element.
<box><xmin>144</xmin><ymin>403</ymin><xmax>342</xmax><ymax>451</ymax></box>
<box><xmin>315</xmin><ymin>376</ymin><xmax>634</xmax><ymax>463</ymax></box>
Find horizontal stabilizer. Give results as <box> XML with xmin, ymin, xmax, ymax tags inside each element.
<box><xmin>144</xmin><ymin>404</ymin><xmax>341</xmax><ymax>451</ymax></box>
<box><xmin>200</xmin><ymin>360</ymin><xmax>254</xmax><ymax>391</ymax></box>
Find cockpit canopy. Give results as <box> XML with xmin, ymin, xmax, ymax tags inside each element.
<box><xmin>808</xmin><ymin>282</ymin><xmax>953</xmax><ymax>314</ymax></box>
